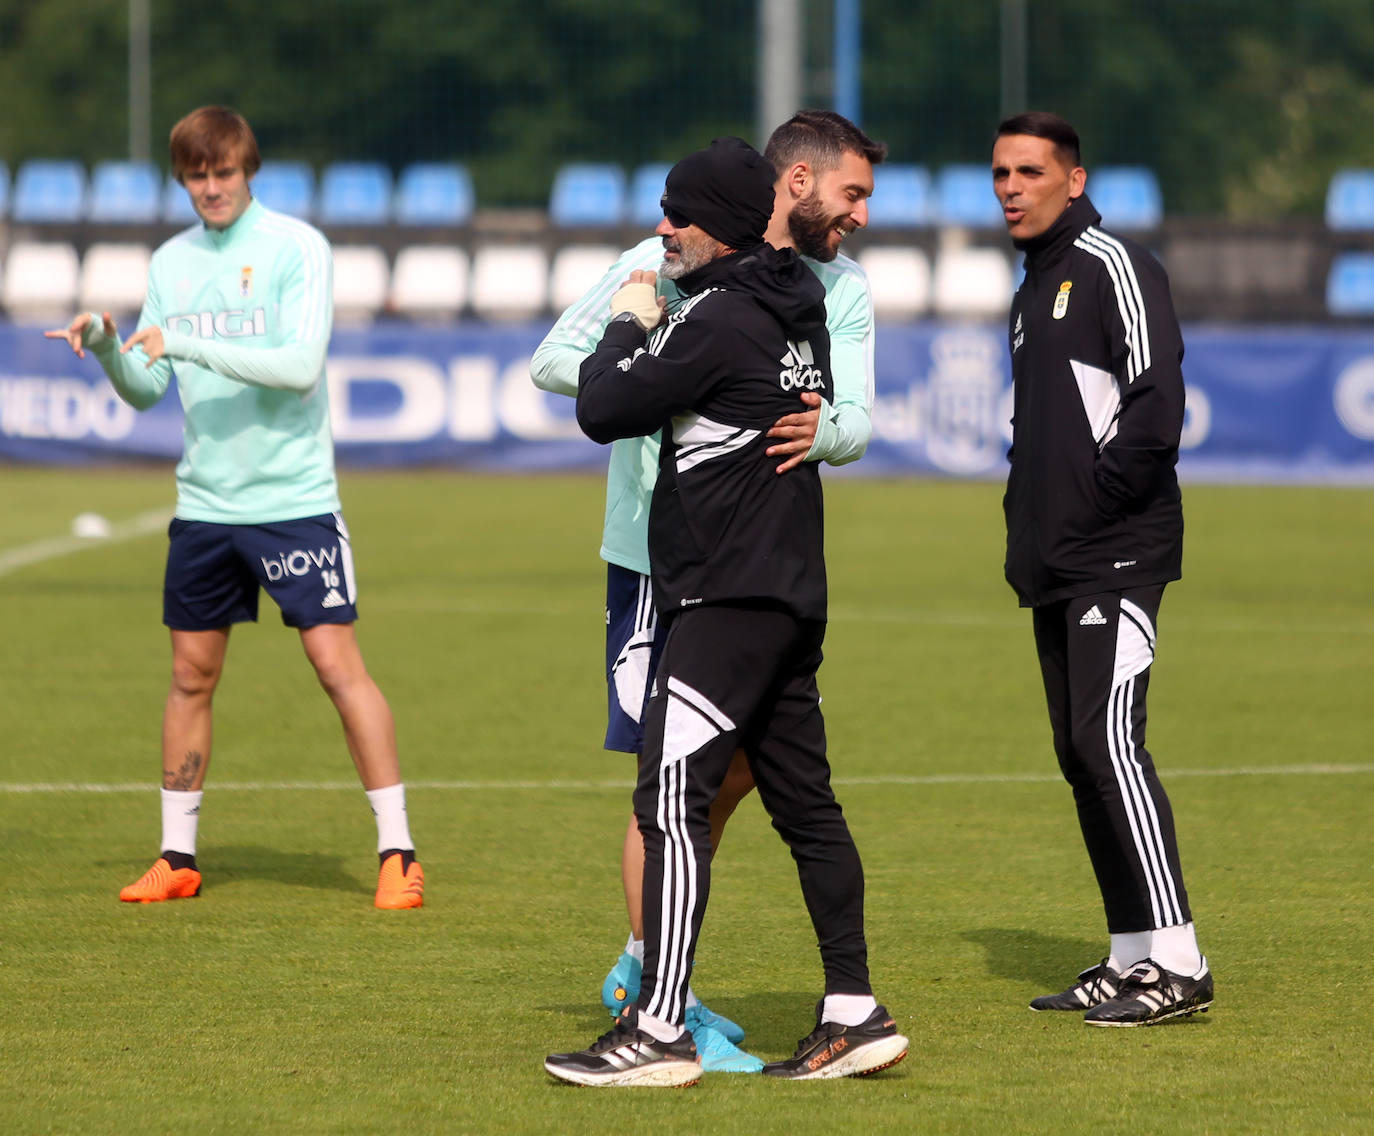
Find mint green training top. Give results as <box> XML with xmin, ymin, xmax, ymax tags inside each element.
<box><xmin>83</xmin><ymin>197</ymin><xmax>340</xmax><ymax>524</ymax></box>
<box><xmin>531</xmin><ymin>237</ymin><xmax>876</xmax><ymax>576</ymax></box>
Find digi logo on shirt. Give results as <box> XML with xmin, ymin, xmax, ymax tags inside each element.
<box><xmin>164</xmin><ymin>309</ymin><xmax>268</xmax><ymax>338</ymax></box>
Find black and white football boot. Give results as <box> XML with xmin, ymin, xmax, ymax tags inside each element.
<box><xmin>1029</xmin><ymin>959</ymin><xmax>1123</xmax><ymax>1012</ymax></box>
<box><xmin>545</xmin><ymin>1005</ymin><xmax>702</xmax><ymax>1087</ymax></box>
<box><xmin>1084</xmin><ymin>957</ymin><xmax>1213</xmax><ymax>1027</ymax></box>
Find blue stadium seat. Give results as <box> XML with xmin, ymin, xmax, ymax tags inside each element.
<box><xmin>393</xmin><ymin>162</ymin><xmax>474</xmax><ymax>226</ymax></box>
<box><xmin>1326</xmin><ymin>252</ymin><xmax>1374</xmax><ymax>315</ymax></box>
<box><xmin>549</xmin><ymin>163</ymin><xmax>626</xmax><ymax>226</ymax></box>
<box><xmin>628</xmin><ymin>163</ymin><xmax>673</xmax><ymax>227</ymax></box>
<box><xmin>1325</xmin><ymin>169</ymin><xmax>1374</xmax><ymax>231</ymax></box>
<box><xmin>317</xmin><ymin>161</ymin><xmax>393</xmax><ymax>225</ymax></box>
<box><xmin>934</xmin><ymin>164</ymin><xmax>1003</xmax><ymax>228</ymax></box>
<box><xmin>0</xmin><ymin>161</ymin><xmax>9</xmax><ymax>218</ymax></box>
<box><xmin>249</xmin><ymin>161</ymin><xmax>315</xmax><ymax>219</ymax></box>
<box><xmin>866</xmin><ymin>164</ymin><xmax>933</xmax><ymax>228</ymax></box>
<box><xmin>162</xmin><ymin>174</ymin><xmax>200</xmax><ymax>224</ymax></box>
<box><xmin>87</xmin><ymin>161</ymin><xmax>162</xmax><ymax>223</ymax></box>
<box><xmin>1090</xmin><ymin>166</ymin><xmax>1163</xmax><ymax>229</ymax></box>
<box><xmin>11</xmin><ymin>159</ymin><xmax>87</xmax><ymax>223</ymax></box>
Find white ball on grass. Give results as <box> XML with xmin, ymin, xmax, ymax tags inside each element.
<box><xmin>71</xmin><ymin>512</ymin><xmax>113</xmax><ymax>539</ymax></box>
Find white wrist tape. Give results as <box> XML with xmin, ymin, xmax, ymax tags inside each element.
<box><xmin>609</xmin><ymin>282</ymin><xmax>661</xmax><ymax>330</ymax></box>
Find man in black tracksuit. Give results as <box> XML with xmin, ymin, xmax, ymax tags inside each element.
<box><xmin>544</xmin><ymin>138</ymin><xmax>907</xmax><ymax>1087</ymax></box>
<box><xmin>992</xmin><ymin>112</ymin><xmax>1213</xmax><ymax>1027</ymax></box>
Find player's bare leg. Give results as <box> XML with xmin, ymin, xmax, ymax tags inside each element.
<box><xmin>299</xmin><ymin>623</ymin><xmax>400</xmax><ymax>789</ymax></box>
<box><xmin>299</xmin><ymin>622</ymin><xmax>421</xmax><ymax>908</ymax></box>
<box><xmin>162</xmin><ymin>627</ymin><xmax>230</xmax><ymax>790</ymax></box>
<box><xmin>119</xmin><ymin>627</ymin><xmax>228</xmax><ymax>902</ymax></box>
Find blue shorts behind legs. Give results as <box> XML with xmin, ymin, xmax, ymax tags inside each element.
<box><xmin>603</xmin><ymin>563</ymin><xmax>667</xmax><ymax>753</ymax></box>
<box><xmin>164</xmin><ymin>513</ymin><xmax>359</xmax><ymax>631</ymax></box>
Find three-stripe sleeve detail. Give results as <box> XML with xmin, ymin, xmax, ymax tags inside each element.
<box><xmin>1075</xmin><ymin>227</ymin><xmax>1151</xmax><ymax>383</ymax></box>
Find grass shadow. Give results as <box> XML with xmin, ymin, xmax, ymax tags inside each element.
<box><xmin>194</xmin><ymin>844</ymin><xmax>368</xmax><ymax>897</ymax></box>
<box><xmin>961</xmin><ymin>927</ymin><xmax>1102</xmax><ymax>988</ymax></box>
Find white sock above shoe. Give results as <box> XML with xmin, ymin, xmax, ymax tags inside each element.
<box><xmin>160</xmin><ymin>789</ymin><xmax>203</xmax><ymax>856</ymax></box>
<box><xmin>365</xmin><ymin>783</ymin><xmax>414</xmax><ymax>854</ymax></box>
<box><xmin>821</xmin><ymin>993</ymin><xmax>878</xmax><ymax>1027</ymax></box>
<box><xmin>625</xmin><ymin>936</ymin><xmax>644</xmax><ymax>963</ymax></box>
<box><xmin>1150</xmin><ymin>922</ymin><xmax>1203</xmax><ymax>976</ymax></box>
<box><xmin>1108</xmin><ymin>931</ymin><xmax>1153</xmax><ymax>974</ymax></box>
<box><xmin>636</xmin><ymin>1008</ymin><xmax>685</xmax><ymax>1043</ymax></box>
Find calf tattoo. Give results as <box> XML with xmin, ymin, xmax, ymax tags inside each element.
<box><xmin>164</xmin><ymin>750</ymin><xmax>204</xmax><ymax>791</ymax></box>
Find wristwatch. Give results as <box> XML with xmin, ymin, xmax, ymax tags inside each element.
<box><xmin>611</xmin><ymin>310</ymin><xmax>642</xmax><ymax>326</ymax></box>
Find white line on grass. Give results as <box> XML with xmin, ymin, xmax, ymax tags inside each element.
<box><xmin>3</xmin><ymin>763</ymin><xmax>1370</xmax><ymax>795</ymax></box>
<box><xmin>0</xmin><ymin>508</ymin><xmax>170</xmax><ymax>578</ymax></box>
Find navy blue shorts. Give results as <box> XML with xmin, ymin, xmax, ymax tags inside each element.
<box><xmin>163</xmin><ymin>513</ymin><xmax>359</xmax><ymax>631</ymax></box>
<box><xmin>603</xmin><ymin>563</ymin><xmax>667</xmax><ymax>753</ymax></box>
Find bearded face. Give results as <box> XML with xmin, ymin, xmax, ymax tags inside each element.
<box><xmin>783</xmin><ymin>150</ymin><xmax>875</xmax><ymax>262</ymax></box>
<box><xmin>659</xmin><ymin>225</ymin><xmax>728</xmax><ymax>280</ymax></box>
<box><xmin>786</xmin><ymin>188</ymin><xmax>842</xmax><ymax>262</ymax></box>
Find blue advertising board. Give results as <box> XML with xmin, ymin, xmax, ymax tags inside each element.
<box><xmin>3</xmin><ymin>320</ymin><xmax>1373</xmax><ymax>483</ymax></box>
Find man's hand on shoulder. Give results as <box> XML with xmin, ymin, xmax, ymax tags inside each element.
<box><xmin>610</xmin><ymin>269</ymin><xmax>665</xmax><ymax>331</ymax></box>
<box><xmin>766</xmin><ymin>391</ymin><xmax>823</xmax><ymax>474</ymax></box>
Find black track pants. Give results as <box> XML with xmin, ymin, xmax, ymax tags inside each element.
<box><xmin>1032</xmin><ymin>584</ymin><xmax>1193</xmax><ymax>933</ymax></box>
<box><xmin>634</xmin><ymin>604</ymin><xmax>871</xmax><ymax>1028</ymax></box>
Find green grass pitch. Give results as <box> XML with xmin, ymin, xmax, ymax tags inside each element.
<box><xmin>1</xmin><ymin>467</ymin><xmax>1371</xmax><ymax>1134</ymax></box>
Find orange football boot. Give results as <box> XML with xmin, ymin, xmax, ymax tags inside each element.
<box><xmin>119</xmin><ymin>857</ymin><xmax>202</xmax><ymax>903</ymax></box>
<box><xmin>375</xmin><ymin>851</ymin><xmax>424</xmax><ymax>909</ymax></box>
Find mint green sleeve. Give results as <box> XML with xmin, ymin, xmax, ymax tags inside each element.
<box><xmin>162</xmin><ymin>232</ymin><xmax>331</xmax><ymax>393</ymax></box>
<box><xmin>808</xmin><ymin>272</ymin><xmax>875</xmax><ymax>466</ymax></box>
<box><xmin>84</xmin><ymin>272</ymin><xmax>173</xmax><ymax>411</ymax></box>
<box><xmin>531</xmin><ymin>240</ymin><xmax>663</xmax><ymax>398</ymax></box>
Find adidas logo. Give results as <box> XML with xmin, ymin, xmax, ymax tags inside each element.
<box><xmin>321</xmin><ymin>588</ymin><xmax>347</xmax><ymax>608</ymax></box>
<box><xmin>1079</xmin><ymin>604</ymin><xmax>1108</xmax><ymax>626</ymax></box>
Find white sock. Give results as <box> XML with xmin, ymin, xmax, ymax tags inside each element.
<box><xmin>821</xmin><ymin>993</ymin><xmax>878</xmax><ymax>1027</ymax></box>
<box><xmin>160</xmin><ymin>789</ymin><xmax>203</xmax><ymax>856</ymax></box>
<box><xmin>1150</xmin><ymin>922</ymin><xmax>1203</xmax><ymax>975</ymax></box>
<box><xmin>1108</xmin><ymin>931</ymin><xmax>1153</xmax><ymax>973</ymax></box>
<box><xmin>685</xmin><ymin>987</ymin><xmax>700</xmax><ymax>1010</ymax></box>
<box><xmin>365</xmin><ymin>783</ymin><xmax>414</xmax><ymax>853</ymax></box>
<box><xmin>636</xmin><ymin>1008</ymin><xmax>685</xmax><ymax>1042</ymax></box>
<box><xmin>625</xmin><ymin>936</ymin><xmax>644</xmax><ymax>963</ymax></box>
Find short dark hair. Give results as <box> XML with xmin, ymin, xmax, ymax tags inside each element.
<box><xmin>995</xmin><ymin>111</ymin><xmax>1081</xmax><ymax>168</ymax></box>
<box><xmin>169</xmin><ymin>105</ymin><xmax>262</xmax><ymax>183</ymax></box>
<box><xmin>764</xmin><ymin>109</ymin><xmax>888</xmax><ymax>176</ymax></box>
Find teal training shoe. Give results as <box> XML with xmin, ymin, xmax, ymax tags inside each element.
<box><xmin>600</xmin><ymin>950</ymin><xmax>747</xmax><ymax>1046</ymax></box>
<box><xmin>686</xmin><ymin>1006</ymin><xmax>763</xmax><ymax>1073</ymax></box>
<box><xmin>600</xmin><ymin>950</ymin><xmax>641</xmax><ymax>1016</ymax></box>
<box><xmin>689</xmin><ymin>1001</ymin><xmax>745</xmax><ymax>1045</ymax></box>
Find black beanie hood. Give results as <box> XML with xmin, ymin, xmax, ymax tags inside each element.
<box><xmin>661</xmin><ymin>136</ymin><xmax>776</xmax><ymax>250</ymax></box>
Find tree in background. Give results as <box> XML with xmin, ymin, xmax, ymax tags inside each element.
<box><xmin>1</xmin><ymin>0</ymin><xmax>1372</xmax><ymax>217</ymax></box>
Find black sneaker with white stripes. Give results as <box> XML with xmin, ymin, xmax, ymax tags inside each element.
<box><xmin>1083</xmin><ymin>957</ymin><xmax>1213</xmax><ymax>1027</ymax></box>
<box><xmin>1029</xmin><ymin>959</ymin><xmax>1122</xmax><ymax>1012</ymax></box>
<box><xmin>762</xmin><ymin>1002</ymin><xmax>909</xmax><ymax>1080</ymax></box>
<box><xmin>544</xmin><ymin>1005</ymin><xmax>702</xmax><ymax>1087</ymax></box>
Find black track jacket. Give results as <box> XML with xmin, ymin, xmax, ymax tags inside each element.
<box><xmin>1004</xmin><ymin>193</ymin><xmax>1185</xmax><ymax>607</ymax></box>
<box><xmin>577</xmin><ymin>244</ymin><xmax>832</xmax><ymax>623</ymax></box>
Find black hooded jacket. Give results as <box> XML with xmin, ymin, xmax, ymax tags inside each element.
<box><xmin>1003</xmin><ymin>193</ymin><xmax>1185</xmax><ymax>607</ymax></box>
<box><xmin>577</xmin><ymin>243</ymin><xmax>832</xmax><ymax>622</ymax></box>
